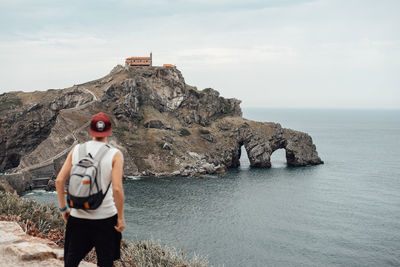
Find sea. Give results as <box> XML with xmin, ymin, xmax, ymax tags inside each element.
<box><xmin>23</xmin><ymin>108</ymin><xmax>400</xmax><ymax>267</ymax></box>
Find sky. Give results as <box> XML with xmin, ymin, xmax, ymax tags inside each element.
<box><xmin>0</xmin><ymin>0</ymin><xmax>399</xmax><ymax>109</ymax></box>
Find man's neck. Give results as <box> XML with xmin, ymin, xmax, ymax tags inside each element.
<box><xmin>92</xmin><ymin>137</ymin><xmax>107</xmax><ymax>143</ymax></box>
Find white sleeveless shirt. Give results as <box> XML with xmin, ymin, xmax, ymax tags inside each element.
<box><xmin>70</xmin><ymin>140</ymin><xmax>120</xmax><ymax>219</ymax></box>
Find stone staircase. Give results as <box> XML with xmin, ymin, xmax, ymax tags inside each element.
<box><xmin>31</xmin><ymin>178</ymin><xmax>50</xmax><ymax>190</ymax></box>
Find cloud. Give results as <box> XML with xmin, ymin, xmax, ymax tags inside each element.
<box><xmin>0</xmin><ymin>0</ymin><xmax>399</xmax><ymax>109</ymax></box>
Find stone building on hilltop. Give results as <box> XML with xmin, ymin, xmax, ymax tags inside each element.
<box><xmin>125</xmin><ymin>53</ymin><xmax>176</xmax><ymax>68</ymax></box>
<box><xmin>125</xmin><ymin>53</ymin><xmax>152</xmax><ymax>67</ymax></box>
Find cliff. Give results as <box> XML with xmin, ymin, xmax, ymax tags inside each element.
<box><xmin>0</xmin><ymin>65</ymin><xmax>323</xmax><ymax>191</ymax></box>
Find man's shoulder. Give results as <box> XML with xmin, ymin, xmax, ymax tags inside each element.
<box><xmin>106</xmin><ymin>144</ymin><xmax>120</xmax><ymax>152</ymax></box>
<box><xmin>106</xmin><ymin>145</ymin><xmax>122</xmax><ymax>158</ymax></box>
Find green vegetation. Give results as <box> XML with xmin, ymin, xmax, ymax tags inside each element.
<box><xmin>0</xmin><ymin>191</ymin><xmax>209</xmax><ymax>266</ymax></box>
<box><xmin>132</xmin><ymin>112</ymin><xmax>144</xmax><ymax>123</ymax></box>
<box><xmin>0</xmin><ymin>93</ymin><xmax>22</xmax><ymax>113</ymax></box>
<box><xmin>113</xmin><ymin>125</ymin><xmax>131</xmax><ymax>138</ymax></box>
<box><xmin>155</xmin><ymin>141</ymin><xmax>164</xmax><ymax>149</ymax></box>
<box><xmin>188</xmin><ymin>88</ymin><xmax>202</xmax><ymax>98</ymax></box>
<box><xmin>199</xmin><ymin>129</ymin><xmax>210</xmax><ymax>135</ymax></box>
<box><xmin>179</xmin><ymin>128</ymin><xmax>191</xmax><ymax>136</ymax></box>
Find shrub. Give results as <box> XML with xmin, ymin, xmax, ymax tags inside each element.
<box><xmin>0</xmin><ymin>191</ymin><xmax>64</xmax><ymax>234</ymax></box>
<box><xmin>116</xmin><ymin>239</ymin><xmax>208</xmax><ymax>267</ymax></box>
<box><xmin>155</xmin><ymin>141</ymin><xmax>164</xmax><ymax>149</ymax></box>
<box><xmin>198</xmin><ymin>129</ymin><xmax>210</xmax><ymax>135</ymax></box>
<box><xmin>0</xmin><ymin>94</ymin><xmax>22</xmax><ymax>113</ymax></box>
<box><xmin>179</xmin><ymin>128</ymin><xmax>191</xmax><ymax>136</ymax></box>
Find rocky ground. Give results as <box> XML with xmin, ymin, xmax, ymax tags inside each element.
<box><xmin>0</xmin><ymin>65</ymin><xmax>323</xmax><ymax>192</ymax></box>
<box><xmin>0</xmin><ymin>220</ymin><xmax>94</xmax><ymax>267</ymax></box>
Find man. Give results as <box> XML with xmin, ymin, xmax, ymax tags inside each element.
<box><xmin>56</xmin><ymin>112</ymin><xmax>125</xmax><ymax>267</ymax></box>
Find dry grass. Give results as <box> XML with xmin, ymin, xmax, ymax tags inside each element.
<box><xmin>0</xmin><ymin>191</ymin><xmax>64</xmax><ymax>233</ymax></box>
<box><xmin>12</xmin><ymin>89</ymin><xmax>61</xmax><ymax>105</ymax></box>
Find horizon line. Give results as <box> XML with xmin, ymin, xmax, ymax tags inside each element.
<box><xmin>241</xmin><ymin>106</ymin><xmax>400</xmax><ymax>111</ymax></box>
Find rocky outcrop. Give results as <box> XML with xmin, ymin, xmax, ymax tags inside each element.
<box><xmin>45</xmin><ymin>179</ymin><xmax>56</xmax><ymax>191</ymax></box>
<box><xmin>101</xmin><ymin>67</ymin><xmax>241</xmax><ymax>126</ymax></box>
<box><xmin>0</xmin><ymin>65</ymin><xmax>323</xmax><ymax>192</ymax></box>
<box><xmin>235</xmin><ymin>121</ymin><xmax>323</xmax><ymax>168</ymax></box>
<box><xmin>0</xmin><ymin>88</ymin><xmax>93</xmax><ymax>170</ymax></box>
<box><xmin>283</xmin><ymin>128</ymin><xmax>324</xmax><ymax>166</ymax></box>
<box><xmin>177</xmin><ymin>87</ymin><xmax>242</xmax><ymax>126</ymax></box>
<box><xmin>170</xmin><ymin>118</ymin><xmax>323</xmax><ymax>176</ymax></box>
<box><xmin>0</xmin><ymin>172</ymin><xmax>31</xmax><ymax>194</ymax></box>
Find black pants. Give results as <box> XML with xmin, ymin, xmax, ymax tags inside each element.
<box><xmin>64</xmin><ymin>214</ymin><xmax>122</xmax><ymax>267</ymax></box>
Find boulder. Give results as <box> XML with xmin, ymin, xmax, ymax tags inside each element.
<box><xmin>162</xmin><ymin>142</ymin><xmax>172</xmax><ymax>150</ymax></box>
<box><xmin>0</xmin><ymin>221</ymin><xmax>96</xmax><ymax>266</ymax></box>
<box><xmin>144</xmin><ymin>120</ymin><xmax>164</xmax><ymax>129</ymax></box>
<box><xmin>45</xmin><ymin>179</ymin><xmax>56</xmax><ymax>191</ymax></box>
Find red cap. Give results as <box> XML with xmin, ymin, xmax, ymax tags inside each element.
<box><xmin>90</xmin><ymin>112</ymin><xmax>112</xmax><ymax>137</ymax></box>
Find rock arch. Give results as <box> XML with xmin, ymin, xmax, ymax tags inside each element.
<box><xmin>233</xmin><ymin>121</ymin><xmax>323</xmax><ymax>168</ymax></box>
<box><xmin>269</xmin><ymin>148</ymin><xmax>287</xmax><ymax>167</ymax></box>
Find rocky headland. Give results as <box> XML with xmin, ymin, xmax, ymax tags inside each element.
<box><xmin>0</xmin><ymin>65</ymin><xmax>323</xmax><ymax>193</ymax></box>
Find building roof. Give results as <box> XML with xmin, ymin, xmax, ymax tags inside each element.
<box><xmin>128</xmin><ymin>62</ymin><xmax>151</xmax><ymax>65</ymax></box>
<box><xmin>126</xmin><ymin>57</ymin><xmax>151</xmax><ymax>60</ymax></box>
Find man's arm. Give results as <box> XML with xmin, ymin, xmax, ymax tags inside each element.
<box><xmin>55</xmin><ymin>149</ymin><xmax>73</xmax><ymax>222</ymax></box>
<box><xmin>111</xmin><ymin>151</ymin><xmax>125</xmax><ymax>232</ymax></box>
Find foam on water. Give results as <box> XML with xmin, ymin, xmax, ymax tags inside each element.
<box><xmin>126</xmin><ymin>176</ymin><xmax>142</xmax><ymax>180</ymax></box>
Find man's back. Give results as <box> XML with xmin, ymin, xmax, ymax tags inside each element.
<box><xmin>70</xmin><ymin>140</ymin><xmax>120</xmax><ymax>219</ymax></box>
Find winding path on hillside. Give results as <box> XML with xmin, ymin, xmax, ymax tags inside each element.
<box><xmin>12</xmin><ymin>88</ymin><xmax>98</xmax><ymax>185</ymax></box>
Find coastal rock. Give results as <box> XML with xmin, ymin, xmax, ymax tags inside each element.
<box><xmin>0</xmin><ymin>221</ymin><xmax>96</xmax><ymax>266</ymax></box>
<box><xmin>283</xmin><ymin>128</ymin><xmax>324</xmax><ymax>166</ymax></box>
<box><xmin>212</xmin><ymin>119</ymin><xmax>323</xmax><ymax>168</ymax></box>
<box><xmin>0</xmin><ymin>172</ymin><xmax>31</xmax><ymax>194</ymax></box>
<box><xmin>5</xmin><ymin>242</ymin><xmax>59</xmax><ymax>261</ymax></box>
<box><xmin>179</xmin><ymin>159</ymin><xmax>226</xmax><ymax>177</ymax></box>
<box><xmin>45</xmin><ymin>179</ymin><xmax>56</xmax><ymax>191</ymax></box>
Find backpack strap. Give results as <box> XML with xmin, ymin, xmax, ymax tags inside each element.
<box><xmin>103</xmin><ymin>182</ymin><xmax>112</xmax><ymax>198</ymax></box>
<box><xmin>94</xmin><ymin>144</ymin><xmax>111</xmax><ymax>194</ymax></box>
<box><xmin>78</xmin><ymin>143</ymin><xmax>87</xmax><ymax>160</ymax></box>
<box><xmin>94</xmin><ymin>144</ymin><xmax>111</xmax><ymax>162</ymax></box>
